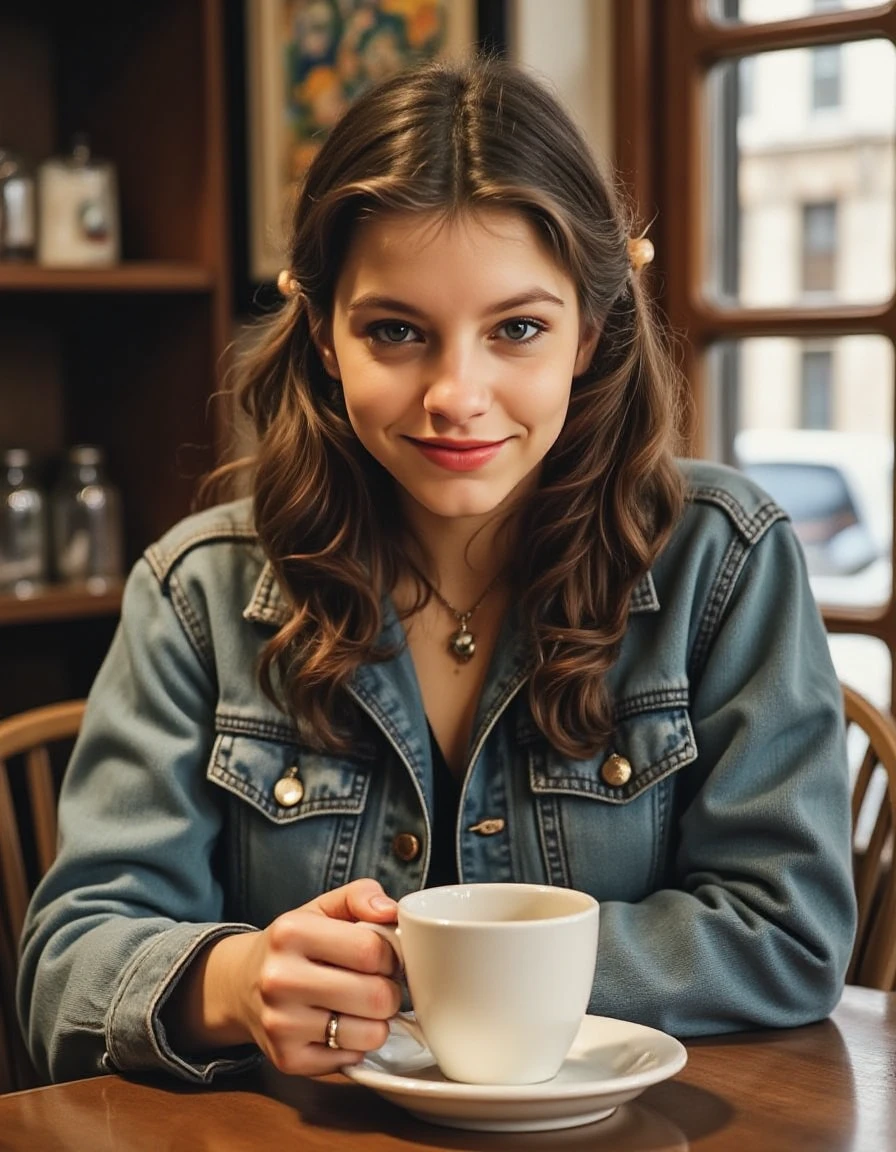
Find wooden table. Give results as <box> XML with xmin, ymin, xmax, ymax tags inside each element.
<box><xmin>1</xmin><ymin>986</ymin><xmax>892</xmax><ymax>1151</ymax></box>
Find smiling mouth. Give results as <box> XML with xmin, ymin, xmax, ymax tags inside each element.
<box><xmin>405</xmin><ymin>437</ymin><xmax>508</xmax><ymax>472</ymax></box>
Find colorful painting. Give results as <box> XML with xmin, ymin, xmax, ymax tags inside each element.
<box><xmin>248</xmin><ymin>0</ymin><xmax>476</xmax><ymax>281</ymax></box>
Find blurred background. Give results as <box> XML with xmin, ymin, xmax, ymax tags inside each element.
<box><xmin>0</xmin><ymin>0</ymin><xmax>894</xmax><ymax>716</ymax></box>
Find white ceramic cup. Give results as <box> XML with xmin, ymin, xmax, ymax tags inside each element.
<box><xmin>367</xmin><ymin>882</ymin><xmax>599</xmax><ymax>1085</ymax></box>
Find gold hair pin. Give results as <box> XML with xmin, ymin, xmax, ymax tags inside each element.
<box><xmin>277</xmin><ymin>269</ymin><xmax>301</xmax><ymax>297</ymax></box>
<box><xmin>627</xmin><ymin>236</ymin><xmax>655</xmax><ymax>273</ymax></box>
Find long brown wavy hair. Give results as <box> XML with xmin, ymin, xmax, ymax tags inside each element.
<box><xmin>216</xmin><ymin>56</ymin><xmax>685</xmax><ymax>758</ymax></box>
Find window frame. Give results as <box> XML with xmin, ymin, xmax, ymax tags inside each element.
<box><xmin>614</xmin><ymin>0</ymin><xmax>896</xmax><ymax>702</ymax></box>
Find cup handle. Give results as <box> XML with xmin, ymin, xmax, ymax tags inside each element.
<box><xmin>363</xmin><ymin>922</ymin><xmax>427</xmax><ymax>1048</ymax></box>
<box><xmin>364</xmin><ymin>921</ymin><xmax>404</xmax><ymax>967</ymax></box>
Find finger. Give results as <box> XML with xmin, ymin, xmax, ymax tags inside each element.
<box><xmin>253</xmin><ymin>1005</ymin><xmax>387</xmax><ymax>1076</ymax></box>
<box><xmin>306</xmin><ymin>879</ymin><xmax>399</xmax><ymax>924</ymax></box>
<box><xmin>271</xmin><ymin>912</ymin><xmax>399</xmax><ymax>976</ymax></box>
<box><xmin>263</xmin><ymin>955</ymin><xmax>401</xmax><ymax>1021</ymax></box>
<box><xmin>315</xmin><ymin>1010</ymin><xmax>391</xmax><ymax>1057</ymax></box>
<box><xmin>314</xmin><ymin>965</ymin><xmax>402</xmax><ymax>1022</ymax></box>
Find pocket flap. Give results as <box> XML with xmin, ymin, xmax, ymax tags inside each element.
<box><xmin>208</xmin><ymin>733</ymin><xmax>372</xmax><ymax>825</ymax></box>
<box><xmin>529</xmin><ymin>695</ymin><xmax>696</xmax><ymax>803</ymax></box>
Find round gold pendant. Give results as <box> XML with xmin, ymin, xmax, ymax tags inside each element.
<box><xmin>449</xmin><ymin>627</ymin><xmax>476</xmax><ymax>662</ymax></box>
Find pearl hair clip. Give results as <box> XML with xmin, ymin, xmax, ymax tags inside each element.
<box><xmin>277</xmin><ymin>269</ymin><xmax>301</xmax><ymax>297</ymax></box>
<box><xmin>627</xmin><ymin>236</ymin><xmax>655</xmax><ymax>273</ymax></box>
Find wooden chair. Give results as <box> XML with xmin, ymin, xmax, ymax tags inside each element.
<box><xmin>843</xmin><ymin>684</ymin><xmax>896</xmax><ymax>991</ymax></box>
<box><xmin>0</xmin><ymin>699</ymin><xmax>85</xmax><ymax>1093</ymax></box>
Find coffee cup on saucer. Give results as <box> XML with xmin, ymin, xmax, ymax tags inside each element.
<box><xmin>366</xmin><ymin>882</ymin><xmax>599</xmax><ymax>1085</ymax></box>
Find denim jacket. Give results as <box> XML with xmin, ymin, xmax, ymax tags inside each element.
<box><xmin>18</xmin><ymin>460</ymin><xmax>857</xmax><ymax>1084</ymax></box>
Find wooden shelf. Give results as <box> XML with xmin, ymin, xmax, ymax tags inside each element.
<box><xmin>0</xmin><ymin>0</ymin><xmax>228</xmax><ymax>712</ymax></box>
<box><xmin>0</xmin><ymin>582</ymin><xmax>124</xmax><ymax>626</ymax></box>
<box><xmin>0</xmin><ymin>263</ymin><xmax>214</xmax><ymax>293</ymax></box>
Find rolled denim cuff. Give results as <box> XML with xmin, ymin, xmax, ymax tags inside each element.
<box><xmin>105</xmin><ymin>922</ymin><xmax>262</xmax><ymax>1084</ymax></box>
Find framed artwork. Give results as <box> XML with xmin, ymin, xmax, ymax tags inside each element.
<box><xmin>246</xmin><ymin>0</ymin><xmax>478</xmax><ymax>283</ymax></box>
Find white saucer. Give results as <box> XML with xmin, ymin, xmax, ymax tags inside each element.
<box><xmin>344</xmin><ymin>1014</ymin><xmax>687</xmax><ymax>1132</ymax></box>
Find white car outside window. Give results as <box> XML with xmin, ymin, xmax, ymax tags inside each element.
<box><xmin>734</xmin><ymin>428</ymin><xmax>893</xmax><ymax>709</ymax></box>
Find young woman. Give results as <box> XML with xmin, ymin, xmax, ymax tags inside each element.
<box><xmin>18</xmin><ymin>56</ymin><xmax>855</xmax><ymax>1086</ymax></box>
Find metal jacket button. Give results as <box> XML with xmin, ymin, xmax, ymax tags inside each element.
<box><xmin>601</xmin><ymin>753</ymin><xmax>632</xmax><ymax>787</ymax></box>
<box><xmin>392</xmin><ymin>832</ymin><xmax>421</xmax><ymax>862</ymax></box>
<box><xmin>273</xmin><ymin>767</ymin><xmax>304</xmax><ymax>807</ymax></box>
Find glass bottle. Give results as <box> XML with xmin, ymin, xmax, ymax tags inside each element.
<box><xmin>0</xmin><ymin>448</ymin><xmax>49</xmax><ymax>596</ymax></box>
<box><xmin>51</xmin><ymin>445</ymin><xmax>123</xmax><ymax>592</ymax></box>
<box><xmin>0</xmin><ymin>148</ymin><xmax>37</xmax><ymax>260</ymax></box>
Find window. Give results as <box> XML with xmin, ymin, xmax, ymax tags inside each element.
<box><xmin>811</xmin><ymin>44</ymin><xmax>842</xmax><ymax>110</ymax></box>
<box><xmin>801</xmin><ymin>348</ymin><xmax>834</xmax><ymax>427</ymax></box>
<box><xmin>802</xmin><ymin>202</ymin><xmax>837</xmax><ymax>293</ymax></box>
<box><xmin>617</xmin><ymin>0</ymin><xmax>896</xmax><ymax>705</ymax></box>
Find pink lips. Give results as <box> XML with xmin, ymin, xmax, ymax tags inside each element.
<box><xmin>408</xmin><ymin>438</ymin><xmax>507</xmax><ymax>472</ymax></box>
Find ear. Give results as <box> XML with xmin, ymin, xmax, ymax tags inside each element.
<box><xmin>573</xmin><ymin>323</ymin><xmax>601</xmax><ymax>377</ymax></box>
<box><xmin>308</xmin><ymin>309</ymin><xmax>341</xmax><ymax>380</ymax></box>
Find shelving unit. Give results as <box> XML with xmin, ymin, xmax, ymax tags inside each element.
<box><xmin>0</xmin><ymin>0</ymin><xmax>231</xmax><ymax>716</ymax></box>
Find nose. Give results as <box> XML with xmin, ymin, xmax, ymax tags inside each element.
<box><xmin>422</xmin><ymin>344</ymin><xmax>491</xmax><ymax>425</ymax></box>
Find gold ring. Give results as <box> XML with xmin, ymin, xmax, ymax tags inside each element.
<box><xmin>325</xmin><ymin>1011</ymin><xmax>341</xmax><ymax>1050</ymax></box>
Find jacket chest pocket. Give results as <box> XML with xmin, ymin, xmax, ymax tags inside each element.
<box><xmin>207</xmin><ymin>731</ymin><xmax>374</xmax><ymax>922</ymax></box>
<box><xmin>525</xmin><ymin>694</ymin><xmax>697</xmax><ymax>897</ymax></box>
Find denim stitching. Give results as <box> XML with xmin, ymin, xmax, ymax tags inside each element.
<box><xmin>689</xmin><ymin>485</ymin><xmax>786</xmax><ymax>543</ymax></box>
<box><xmin>327</xmin><ymin>816</ymin><xmax>363</xmax><ymax>889</ymax></box>
<box><xmin>535</xmin><ymin>794</ymin><xmax>571</xmax><ymax>886</ymax></box>
<box><xmin>689</xmin><ymin>534</ymin><xmax>745</xmax><ymax>680</ymax></box>
<box><xmin>167</xmin><ymin>572</ymin><xmax>215</xmax><ymax>677</ymax></box>
<box><xmin>528</xmin><ymin>733</ymin><xmax>697</xmax><ymax>802</ymax></box>
<box><xmin>208</xmin><ymin>757</ymin><xmax>370</xmax><ymax>822</ymax></box>
<box><xmin>613</xmin><ymin>687</ymin><xmax>690</xmax><ymax>720</ymax></box>
<box><xmin>145</xmin><ymin>525</ymin><xmax>258</xmax><ymax>584</ymax></box>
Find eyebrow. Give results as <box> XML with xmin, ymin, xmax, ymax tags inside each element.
<box><xmin>347</xmin><ymin>288</ymin><xmax>567</xmax><ymax>315</ymax></box>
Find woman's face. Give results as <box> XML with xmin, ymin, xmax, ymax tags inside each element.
<box><xmin>322</xmin><ymin>208</ymin><xmax>598</xmax><ymax>527</ymax></box>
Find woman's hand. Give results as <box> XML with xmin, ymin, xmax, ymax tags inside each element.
<box><xmin>166</xmin><ymin>878</ymin><xmax>402</xmax><ymax>1074</ymax></box>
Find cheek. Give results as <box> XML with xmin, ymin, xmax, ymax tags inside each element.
<box><xmin>341</xmin><ymin>385</ymin><xmax>402</xmax><ymax>448</ymax></box>
<box><xmin>510</xmin><ymin>365</ymin><xmax>574</xmax><ymax>429</ymax></box>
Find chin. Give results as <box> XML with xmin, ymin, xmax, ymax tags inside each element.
<box><xmin>410</xmin><ymin>484</ymin><xmax>522</xmax><ymax>522</ymax></box>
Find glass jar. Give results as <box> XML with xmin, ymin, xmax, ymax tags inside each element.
<box><xmin>0</xmin><ymin>147</ymin><xmax>37</xmax><ymax>260</ymax></box>
<box><xmin>51</xmin><ymin>445</ymin><xmax>123</xmax><ymax>591</ymax></box>
<box><xmin>37</xmin><ymin>136</ymin><xmax>120</xmax><ymax>267</ymax></box>
<box><xmin>0</xmin><ymin>448</ymin><xmax>49</xmax><ymax>596</ymax></box>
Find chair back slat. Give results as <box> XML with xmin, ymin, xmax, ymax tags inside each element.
<box><xmin>843</xmin><ymin>684</ymin><xmax>896</xmax><ymax>991</ymax></box>
<box><xmin>0</xmin><ymin>699</ymin><xmax>85</xmax><ymax>1094</ymax></box>
<box><xmin>26</xmin><ymin>746</ymin><xmax>58</xmax><ymax>877</ymax></box>
<box><xmin>0</xmin><ymin>764</ymin><xmax>30</xmax><ymax>953</ymax></box>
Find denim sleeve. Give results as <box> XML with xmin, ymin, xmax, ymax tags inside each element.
<box><xmin>17</xmin><ymin>559</ymin><xmax>261</xmax><ymax>1084</ymax></box>
<box><xmin>590</xmin><ymin>519</ymin><xmax>857</xmax><ymax>1035</ymax></box>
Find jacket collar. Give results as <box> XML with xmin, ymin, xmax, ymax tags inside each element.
<box><xmin>243</xmin><ymin>561</ymin><xmax>292</xmax><ymax>627</ymax></box>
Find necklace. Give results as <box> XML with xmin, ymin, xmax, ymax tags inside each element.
<box><xmin>409</xmin><ymin>562</ymin><xmax>502</xmax><ymax>664</ymax></box>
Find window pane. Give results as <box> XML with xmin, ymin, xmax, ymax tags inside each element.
<box><xmin>801</xmin><ymin>348</ymin><xmax>833</xmax><ymax>426</ymax></box>
<box><xmin>705</xmin><ymin>40</ymin><xmax>896</xmax><ymax>306</ymax></box>
<box><xmin>811</xmin><ymin>44</ymin><xmax>842</xmax><ymax>109</ymax></box>
<box><xmin>831</xmin><ymin>635</ymin><xmax>891</xmax><ymax>713</ymax></box>
<box><xmin>705</xmin><ymin>0</ymin><xmax>875</xmax><ymax>24</ymax></box>
<box><xmin>706</xmin><ymin>336</ymin><xmax>894</xmax><ymax>609</ymax></box>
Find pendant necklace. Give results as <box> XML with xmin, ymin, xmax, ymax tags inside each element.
<box><xmin>409</xmin><ymin>563</ymin><xmax>502</xmax><ymax>664</ymax></box>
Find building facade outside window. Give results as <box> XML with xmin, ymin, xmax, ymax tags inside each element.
<box><xmin>802</xmin><ymin>347</ymin><xmax>834</xmax><ymax>428</ymax></box>
<box><xmin>619</xmin><ymin>0</ymin><xmax>896</xmax><ymax>705</ymax></box>
<box><xmin>802</xmin><ymin>202</ymin><xmax>838</xmax><ymax>293</ymax></box>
